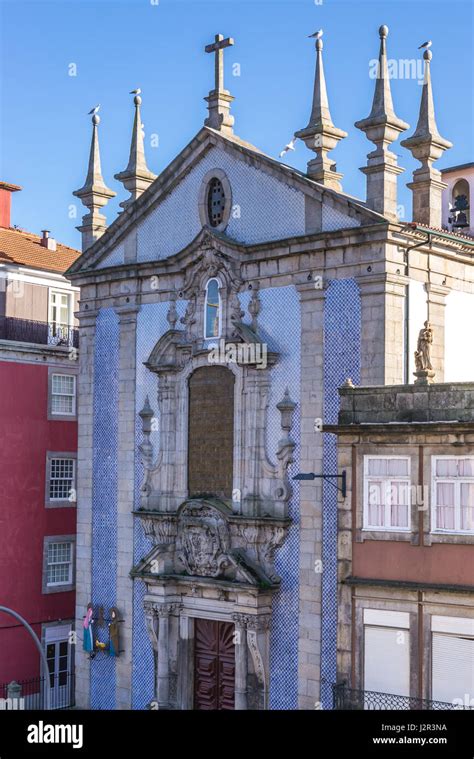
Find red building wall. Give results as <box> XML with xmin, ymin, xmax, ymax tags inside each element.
<box><xmin>0</xmin><ymin>360</ymin><xmax>76</xmax><ymax>683</ymax></box>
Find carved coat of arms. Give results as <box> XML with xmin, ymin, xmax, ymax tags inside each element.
<box><xmin>176</xmin><ymin>501</ymin><xmax>231</xmax><ymax>578</ymax></box>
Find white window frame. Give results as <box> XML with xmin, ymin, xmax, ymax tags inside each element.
<box><xmin>50</xmin><ymin>373</ymin><xmax>76</xmax><ymax>417</ymax></box>
<box><xmin>46</xmin><ymin>541</ymin><xmax>74</xmax><ymax>588</ymax></box>
<box><xmin>363</xmin><ymin>455</ymin><xmax>411</xmax><ymax>532</ymax></box>
<box><xmin>49</xmin><ymin>457</ymin><xmax>76</xmax><ymax>502</ymax></box>
<box><xmin>431</xmin><ymin>455</ymin><xmax>474</xmax><ymax>535</ymax></box>
<box><xmin>49</xmin><ymin>289</ymin><xmax>71</xmax><ymax>330</ymax></box>
<box><xmin>204</xmin><ymin>277</ymin><xmax>222</xmax><ymax>340</ymax></box>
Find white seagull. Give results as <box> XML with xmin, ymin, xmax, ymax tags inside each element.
<box><xmin>279</xmin><ymin>138</ymin><xmax>296</xmax><ymax>159</ymax></box>
<box><xmin>88</xmin><ymin>104</ymin><xmax>100</xmax><ymax>115</ymax></box>
<box><xmin>130</xmin><ymin>88</ymin><xmax>142</xmax><ymax>95</ymax></box>
<box><xmin>308</xmin><ymin>29</ymin><xmax>323</xmax><ymax>39</ymax></box>
<box><xmin>418</xmin><ymin>40</ymin><xmax>432</xmax><ymax>50</ymax></box>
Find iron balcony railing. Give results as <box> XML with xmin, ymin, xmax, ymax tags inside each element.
<box><xmin>0</xmin><ymin>316</ymin><xmax>79</xmax><ymax>348</ymax></box>
<box><xmin>333</xmin><ymin>682</ymin><xmax>472</xmax><ymax>711</ymax></box>
<box><xmin>0</xmin><ymin>672</ymin><xmax>75</xmax><ymax>710</ymax></box>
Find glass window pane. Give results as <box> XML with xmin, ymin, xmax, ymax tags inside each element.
<box><xmin>436</xmin><ymin>459</ymin><xmax>458</xmax><ymax>477</ymax></box>
<box><xmin>436</xmin><ymin>482</ymin><xmax>455</xmax><ymax>529</ymax></box>
<box><xmin>367</xmin><ymin>481</ymin><xmax>385</xmax><ymax>526</ymax></box>
<box><xmin>387</xmin><ymin>459</ymin><xmax>409</xmax><ymax>477</ymax></box>
<box><xmin>459</xmin><ymin>459</ymin><xmax>474</xmax><ymax>477</ymax></box>
<box><xmin>461</xmin><ymin>483</ymin><xmax>474</xmax><ymax>531</ymax></box>
<box><xmin>205</xmin><ymin>280</ymin><xmax>220</xmax><ymax>338</ymax></box>
<box><xmin>368</xmin><ymin>459</ymin><xmax>387</xmax><ymax>476</ymax></box>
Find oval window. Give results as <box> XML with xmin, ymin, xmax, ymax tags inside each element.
<box><xmin>207</xmin><ymin>178</ymin><xmax>226</xmax><ymax>227</ymax></box>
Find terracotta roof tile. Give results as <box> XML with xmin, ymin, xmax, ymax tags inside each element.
<box><xmin>0</xmin><ymin>227</ymin><xmax>80</xmax><ymax>273</ymax></box>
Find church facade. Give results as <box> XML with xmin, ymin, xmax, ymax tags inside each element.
<box><xmin>68</xmin><ymin>28</ymin><xmax>474</xmax><ymax>709</ymax></box>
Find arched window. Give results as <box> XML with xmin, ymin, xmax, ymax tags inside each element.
<box><xmin>207</xmin><ymin>178</ymin><xmax>226</xmax><ymax>227</ymax></box>
<box><xmin>450</xmin><ymin>179</ymin><xmax>470</xmax><ymax>229</ymax></box>
<box><xmin>204</xmin><ymin>278</ymin><xmax>221</xmax><ymax>339</ymax></box>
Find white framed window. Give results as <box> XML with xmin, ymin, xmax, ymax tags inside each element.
<box><xmin>363</xmin><ymin>456</ymin><xmax>411</xmax><ymax>531</ymax></box>
<box><xmin>46</xmin><ymin>541</ymin><xmax>73</xmax><ymax>587</ymax></box>
<box><xmin>51</xmin><ymin>374</ymin><xmax>76</xmax><ymax>416</ymax></box>
<box><xmin>49</xmin><ymin>458</ymin><xmax>75</xmax><ymax>501</ymax></box>
<box><xmin>431</xmin><ymin>456</ymin><xmax>474</xmax><ymax>534</ymax></box>
<box><xmin>49</xmin><ymin>290</ymin><xmax>70</xmax><ymax>331</ymax></box>
<box><xmin>204</xmin><ymin>278</ymin><xmax>221</xmax><ymax>339</ymax></box>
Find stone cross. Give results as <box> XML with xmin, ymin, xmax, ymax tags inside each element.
<box><xmin>205</xmin><ymin>34</ymin><xmax>234</xmax><ymax>93</ymax></box>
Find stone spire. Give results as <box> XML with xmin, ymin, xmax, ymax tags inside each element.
<box><xmin>73</xmin><ymin>112</ymin><xmax>116</xmax><ymax>252</ymax></box>
<box><xmin>115</xmin><ymin>92</ymin><xmax>156</xmax><ymax>210</ymax></box>
<box><xmin>355</xmin><ymin>26</ymin><xmax>409</xmax><ymax>220</ymax></box>
<box><xmin>204</xmin><ymin>33</ymin><xmax>235</xmax><ymax>134</ymax></box>
<box><xmin>295</xmin><ymin>35</ymin><xmax>347</xmax><ymax>191</ymax></box>
<box><xmin>401</xmin><ymin>48</ymin><xmax>452</xmax><ymax>227</ymax></box>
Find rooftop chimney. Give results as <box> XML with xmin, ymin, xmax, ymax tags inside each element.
<box><xmin>0</xmin><ymin>182</ymin><xmax>22</xmax><ymax>228</ymax></box>
<box><xmin>40</xmin><ymin>230</ymin><xmax>57</xmax><ymax>251</ymax></box>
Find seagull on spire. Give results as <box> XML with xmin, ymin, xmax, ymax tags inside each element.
<box><xmin>308</xmin><ymin>29</ymin><xmax>323</xmax><ymax>39</ymax></box>
<box><xmin>418</xmin><ymin>40</ymin><xmax>432</xmax><ymax>49</ymax></box>
<box><xmin>88</xmin><ymin>104</ymin><xmax>100</xmax><ymax>115</ymax></box>
<box><xmin>130</xmin><ymin>88</ymin><xmax>141</xmax><ymax>95</ymax></box>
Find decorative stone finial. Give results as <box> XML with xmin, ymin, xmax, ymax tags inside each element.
<box><xmin>401</xmin><ymin>48</ymin><xmax>452</xmax><ymax>227</ymax></box>
<box><xmin>276</xmin><ymin>388</ymin><xmax>297</xmax><ymax>433</ymax></box>
<box><xmin>115</xmin><ymin>91</ymin><xmax>157</xmax><ymax>210</ymax></box>
<box><xmin>355</xmin><ymin>25</ymin><xmax>409</xmax><ymax>220</ymax></box>
<box><xmin>295</xmin><ymin>36</ymin><xmax>347</xmax><ymax>191</ymax></box>
<box><xmin>73</xmin><ymin>112</ymin><xmax>116</xmax><ymax>252</ymax></box>
<box><xmin>204</xmin><ymin>33</ymin><xmax>235</xmax><ymax>134</ymax></box>
<box><xmin>342</xmin><ymin>377</ymin><xmax>354</xmax><ymax>388</ymax></box>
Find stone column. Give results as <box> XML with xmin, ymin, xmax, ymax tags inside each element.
<box><xmin>425</xmin><ymin>283</ymin><xmax>450</xmax><ymax>382</ymax></box>
<box><xmin>156</xmin><ymin>605</ymin><xmax>173</xmax><ymax>708</ymax></box>
<box><xmin>114</xmin><ymin>305</ymin><xmax>139</xmax><ymax>709</ymax></box>
<box><xmin>297</xmin><ymin>283</ymin><xmax>325</xmax><ymax>709</ymax></box>
<box><xmin>246</xmin><ymin>615</ymin><xmax>271</xmax><ymax>710</ymax></box>
<box><xmin>232</xmin><ymin>614</ymin><xmax>248</xmax><ymax>710</ymax></box>
<box><xmin>74</xmin><ymin>309</ymin><xmax>98</xmax><ymax>710</ymax></box>
<box><xmin>356</xmin><ymin>272</ymin><xmax>408</xmax><ymax>386</ymax></box>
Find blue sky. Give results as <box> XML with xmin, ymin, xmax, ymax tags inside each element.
<box><xmin>0</xmin><ymin>0</ymin><xmax>472</xmax><ymax>249</ymax></box>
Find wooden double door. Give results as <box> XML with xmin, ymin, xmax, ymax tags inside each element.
<box><xmin>194</xmin><ymin>618</ymin><xmax>235</xmax><ymax>710</ymax></box>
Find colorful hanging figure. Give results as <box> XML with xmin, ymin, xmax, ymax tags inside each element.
<box><xmin>108</xmin><ymin>607</ymin><xmax>120</xmax><ymax>657</ymax></box>
<box><xmin>83</xmin><ymin>603</ymin><xmax>95</xmax><ymax>658</ymax></box>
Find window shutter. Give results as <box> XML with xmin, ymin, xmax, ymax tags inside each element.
<box><xmin>364</xmin><ymin>626</ymin><xmax>410</xmax><ymax>696</ymax></box>
<box><xmin>45</xmin><ymin>624</ymin><xmax>71</xmax><ymax>643</ymax></box>
<box><xmin>432</xmin><ymin>633</ymin><xmax>474</xmax><ymax>705</ymax></box>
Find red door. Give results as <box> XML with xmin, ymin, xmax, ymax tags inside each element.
<box><xmin>194</xmin><ymin>618</ymin><xmax>235</xmax><ymax>710</ymax></box>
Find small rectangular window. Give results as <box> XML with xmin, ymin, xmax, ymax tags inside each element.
<box><xmin>46</xmin><ymin>542</ymin><xmax>73</xmax><ymax>586</ymax></box>
<box><xmin>51</xmin><ymin>374</ymin><xmax>76</xmax><ymax>416</ymax></box>
<box><xmin>363</xmin><ymin>456</ymin><xmax>411</xmax><ymax>531</ymax></box>
<box><xmin>49</xmin><ymin>458</ymin><xmax>75</xmax><ymax>501</ymax></box>
<box><xmin>432</xmin><ymin>457</ymin><xmax>474</xmax><ymax>534</ymax></box>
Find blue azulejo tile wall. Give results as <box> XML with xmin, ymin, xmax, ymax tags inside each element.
<box><xmin>91</xmin><ymin>308</ymin><xmax>120</xmax><ymax>710</ymax></box>
<box><xmin>131</xmin><ymin>301</ymin><xmax>188</xmax><ymax>709</ymax></box>
<box><xmin>241</xmin><ymin>286</ymin><xmax>302</xmax><ymax>710</ymax></box>
<box><xmin>321</xmin><ymin>279</ymin><xmax>361</xmax><ymax>709</ymax></box>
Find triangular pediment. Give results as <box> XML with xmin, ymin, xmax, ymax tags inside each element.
<box><xmin>67</xmin><ymin>126</ymin><xmax>387</xmax><ymax>276</ymax></box>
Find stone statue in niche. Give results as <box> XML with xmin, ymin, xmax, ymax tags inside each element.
<box><xmin>414</xmin><ymin>320</ymin><xmax>433</xmax><ymax>371</ymax></box>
